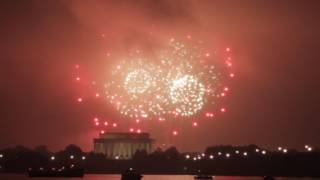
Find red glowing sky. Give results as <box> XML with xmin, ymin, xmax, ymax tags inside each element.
<box><xmin>1</xmin><ymin>0</ymin><xmax>320</xmax><ymax>152</ymax></box>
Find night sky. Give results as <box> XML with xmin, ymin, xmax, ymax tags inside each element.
<box><xmin>1</xmin><ymin>0</ymin><xmax>320</xmax><ymax>152</ymax></box>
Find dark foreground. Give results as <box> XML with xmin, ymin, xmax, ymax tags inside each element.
<box><xmin>1</xmin><ymin>174</ymin><xmax>320</xmax><ymax>180</ymax></box>
<box><xmin>27</xmin><ymin>168</ymin><xmax>84</xmax><ymax>178</ymax></box>
<box><xmin>1</xmin><ymin>145</ymin><xmax>320</xmax><ymax>178</ymax></box>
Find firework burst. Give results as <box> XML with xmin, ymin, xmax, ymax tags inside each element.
<box><xmin>169</xmin><ymin>74</ymin><xmax>206</xmax><ymax>116</ymax></box>
<box><xmin>105</xmin><ymin>38</ymin><xmax>232</xmax><ymax>118</ymax></box>
<box><xmin>73</xmin><ymin>36</ymin><xmax>234</xmax><ymax>136</ymax></box>
<box><xmin>105</xmin><ymin>57</ymin><xmax>166</xmax><ymax>118</ymax></box>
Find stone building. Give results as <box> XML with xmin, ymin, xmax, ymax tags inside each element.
<box><xmin>93</xmin><ymin>132</ymin><xmax>154</xmax><ymax>159</ymax></box>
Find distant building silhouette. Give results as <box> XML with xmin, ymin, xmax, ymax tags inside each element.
<box><xmin>93</xmin><ymin>132</ymin><xmax>154</xmax><ymax>159</ymax></box>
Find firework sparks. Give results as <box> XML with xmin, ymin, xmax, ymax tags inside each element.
<box><xmin>124</xmin><ymin>69</ymin><xmax>153</xmax><ymax>94</ymax></box>
<box><xmin>169</xmin><ymin>75</ymin><xmax>205</xmax><ymax>116</ymax></box>
<box><xmin>74</xmin><ymin>36</ymin><xmax>234</xmax><ymax>136</ymax></box>
<box><xmin>105</xmin><ymin>57</ymin><xmax>166</xmax><ymax>118</ymax></box>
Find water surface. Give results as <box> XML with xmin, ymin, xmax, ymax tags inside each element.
<box><xmin>0</xmin><ymin>174</ymin><xmax>318</xmax><ymax>180</ymax></box>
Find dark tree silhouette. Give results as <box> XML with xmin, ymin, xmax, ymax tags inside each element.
<box><xmin>34</xmin><ymin>145</ymin><xmax>51</xmax><ymax>157</ymax></box>
<box><xmin>133</xmin><ymin>150</ymin><xmax>148</xmax><ymax>160</ymax></box>
<box><xmin>164</xmin><ymin>146</ymin><xmax>180</xmax><ymax>160</ymax></box>
<box><xmin>64</xmin><ymin>144</ymin><xmax>83</xmax><ymax>155</ymax></box>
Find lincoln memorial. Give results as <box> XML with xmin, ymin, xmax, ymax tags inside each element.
<box><xmin>93</xmin><ymin>132</ymin><xmax>154</xmax><ymax>159</ymax></box>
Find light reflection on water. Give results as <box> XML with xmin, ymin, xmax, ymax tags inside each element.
<box><xmin>0</xmin><ymin>174</ymin><xmax>319</xmax><ymax>180</ymax></box>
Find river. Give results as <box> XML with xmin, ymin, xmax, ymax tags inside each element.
<box><xmin>0</xmin><ymin>174</ymin><xmax>319</xmax><ymax>180</ymax></box>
